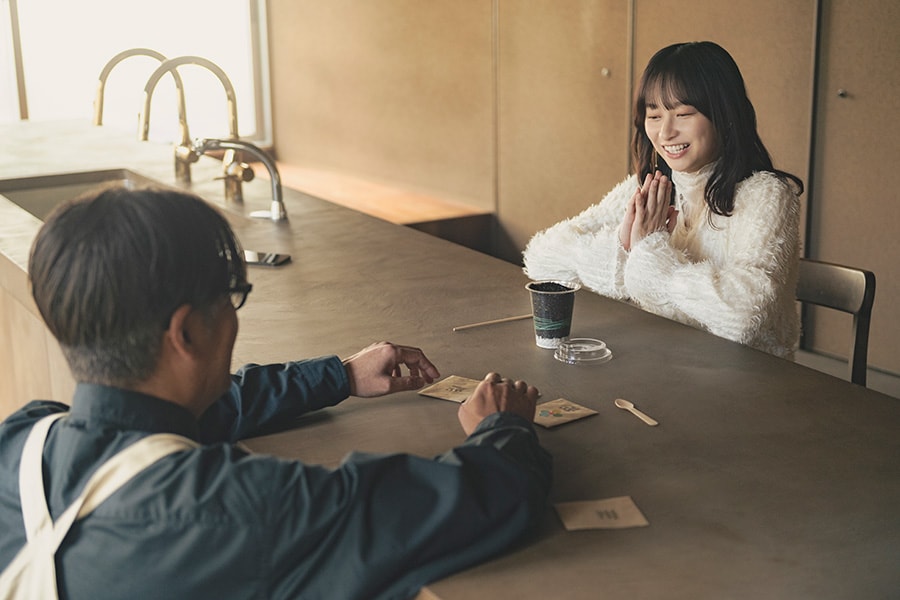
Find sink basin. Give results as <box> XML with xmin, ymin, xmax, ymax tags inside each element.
<box><xmin>0</xmin><ymin>168</ymin><xmax>254</xmax><ymax>230</ymax></box>
<box><xmin>0</xmin><ymin>169</ymin><xmax>158</xmax><ymax>221</ymax></box>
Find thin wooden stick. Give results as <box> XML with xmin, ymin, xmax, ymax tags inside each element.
<box><xmin>452</xmin><ymin>313</ymin><xmax>533</xmax><ymax>332</ymax></box>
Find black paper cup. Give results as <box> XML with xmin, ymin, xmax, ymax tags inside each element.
<box><xmin>525</xmin><ymin>280</ymin><xmax>581</xmax><ymax>348</ymax></box>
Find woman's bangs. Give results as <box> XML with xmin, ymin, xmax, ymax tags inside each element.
<box><xmin>645</xmin><ymin>71</ymin><xmax>700</xmax><ymax>110</ymax></box>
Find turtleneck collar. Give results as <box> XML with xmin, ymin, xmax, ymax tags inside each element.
<box><xmin>671</xmin><ymin>160</ymin><xmax>717</xmax><ymax>212</ymax></box>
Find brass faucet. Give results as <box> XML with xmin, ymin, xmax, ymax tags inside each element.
<box><xmin>93</xmin><ymin>48</ymin><xmax>187</xmax><ymax>131</ymax></box>
<box><xmin>192</xmin><ymin>138</ymin><xmax>287</xmax><ymax>222</ymax></box>
<box><xmin>140</xmin><ymin>55</ymin><xmax>251</xmax><ymax>190</ymax></box>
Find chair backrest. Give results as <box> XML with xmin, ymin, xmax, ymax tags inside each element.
<box><xmin>796</xmin><ymin>258</ymin><xmax>876</xmax><ymax>386</ymax></box>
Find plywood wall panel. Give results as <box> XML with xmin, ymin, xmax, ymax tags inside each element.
<box><xmin>494</xmin><ymin>0</ymin><xmax>630</xmax><ymax>263</ymax></box>
<box><xmin>809</xmin><ymin>0</ymin><xmax>900</xmax><ymax>373</ymax></box>
<box><xmin>268</xmin><ymin>0</ymin><xmax>495</xmax><ymax>212</ymax></box>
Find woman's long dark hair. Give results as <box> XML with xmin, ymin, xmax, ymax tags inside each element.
<box><xmin>632</xmin><ymin>41</ymin><xmax>803</xmax><ymax>217</ymax></box>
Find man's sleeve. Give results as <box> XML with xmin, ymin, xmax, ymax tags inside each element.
<box><xmin>259</xmin><ymin>412</ymin><xmax>553</xmax><ymax>599</ymax></box>
<box><xmin>196</xmin><ymin>356</ymin><xmax>350</xmax><ymax>443</ymax></box>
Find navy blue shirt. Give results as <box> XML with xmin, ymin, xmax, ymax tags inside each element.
<box><xmin>0</xmin><ymin>357</ymin><xmax>552</xmax><ymax>599</ymax></box>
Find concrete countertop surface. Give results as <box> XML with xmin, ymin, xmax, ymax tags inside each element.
<box><xmin>3</xmin><ymin>120</ymin><xmax>899</xmax><ymax>600</ymax></box>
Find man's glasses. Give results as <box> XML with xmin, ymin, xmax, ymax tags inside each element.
<box><xmin>228</xmin><ymin>282</ymin><xmax>253</xmax><ymax>310</ymax></box>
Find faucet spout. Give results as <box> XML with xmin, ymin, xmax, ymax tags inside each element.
<box><xmin>141</xmin><ymin>55</ymin><xmax>241</xmax><ymax>185</ymax></box>
<box><xmin>141</xmin><ymin>56</ymin><xmax>239</xmax><ymax>142</ymax></box>
<box><xmin>193</xmin><ymin>138</ymin><xmax>287</xmax><ymax>222</ymax></box>
<box><xmin>94</xmin><ymin>48</ymin><xmax>187</xmax><ymax>131</ymax></box>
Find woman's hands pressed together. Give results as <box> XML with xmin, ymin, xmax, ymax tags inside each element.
<box><xmin>618</xmin><ymin>171</ymin><xmax>678</xmax><ymax>251</ymax></box>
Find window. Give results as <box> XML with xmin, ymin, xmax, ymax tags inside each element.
<box><xmin>0</xmin><ymin>0</ymin><xmax>271</xmax><ymax>146</ymax></box>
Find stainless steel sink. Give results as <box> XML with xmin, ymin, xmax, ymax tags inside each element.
<box><xmin>0</xmin><ymin>169</ymin><xmax>158</xmax><ymax>221</ymax></box>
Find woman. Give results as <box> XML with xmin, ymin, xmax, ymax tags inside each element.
<box><xmin>523</xmin><ymin>41</ymin><xmax>804</xmax><ymax>358</ymax></box>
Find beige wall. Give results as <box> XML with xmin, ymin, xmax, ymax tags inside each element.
<box><xmin>268</xmin><ymin>1</ymin><xmax>495</xmax><ymax>212</ymax></box>
<box><xmin>495</xmin><ymin>0</ymin><xmax>631</xmax><ymax>260</ymax></box>
<box><xmin>266</xmin><ymin>0</ymin><xmax>900</xmax><ymax>375</ymax></box>
<box><xmin>805</xmin><ymin>0</ymin><xmax>900</xmax><ymax>370</ymax></box>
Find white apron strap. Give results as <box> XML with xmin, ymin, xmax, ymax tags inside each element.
<box><xmin>18</xmin><ymin>412</ymin><xmax>66</xmax><ymax>541</ymax></box>
<box><xmin>0</xmin><ymin>413</ymin><xmax>199</xmax><ymax>600</ymax></box>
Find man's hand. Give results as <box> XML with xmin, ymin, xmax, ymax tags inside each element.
<box><xmin>342</xmin><ymin>341</ymin><xmax>440</xmax><ymax>397</ymax></box>
<box><xmin>458</xmin><ymin>372</ymin><xmax>540</xmax><ymax>436</ymax></box>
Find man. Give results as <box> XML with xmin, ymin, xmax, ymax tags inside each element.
<box><xmin>0</xmin><ymin>186</ymin><xmax>552</xmax><ymax>599</ymax></box>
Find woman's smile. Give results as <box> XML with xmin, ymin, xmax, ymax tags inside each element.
<box><xmin>645</xmin><ymin>100</ymin><xmax>719</xmax><ymax>173</ymax></box>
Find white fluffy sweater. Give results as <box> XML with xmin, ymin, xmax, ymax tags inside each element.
<box><xmin>522</xmin><ymin>165</ymin><xmax>801</xmax><ymax>358</ymax></box>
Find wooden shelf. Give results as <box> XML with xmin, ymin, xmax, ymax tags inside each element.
<box><xmin>249</xmin><ymin>162</ymin><xmax>490</xmax><ymax>226</ymax></box>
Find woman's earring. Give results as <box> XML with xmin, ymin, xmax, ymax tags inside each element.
<box><xmin>651</xmin><ymin>150</ymin><xmax>658</xmax><ymax>173</ymax></box>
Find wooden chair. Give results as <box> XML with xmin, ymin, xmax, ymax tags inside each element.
<box><xmin>797</xmin><ymin>258</ymin><xmax>876</xmax><ymax>386</ymax></box>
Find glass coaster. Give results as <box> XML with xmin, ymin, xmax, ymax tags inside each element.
<box><xmin>554</xmin><ymin>338</ymin><xmax>612</xmax><ymax>365</ymax></box>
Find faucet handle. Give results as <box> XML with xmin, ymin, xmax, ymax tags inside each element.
<box><xmin>225</xmin><ymin>160</ymin><xmax>255</xmax><ymax>183</ymax></box>
<box><xmin>175</xmin><ymin>143</ymin><xmax>201</xmax><ymax>164</ymax></box>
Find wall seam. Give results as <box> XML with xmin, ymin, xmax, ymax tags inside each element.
<box><xmin>625</xmin><ymin>0</ymin><xmax>635</xmax><ymax>175</ymax></box>
<box><xmin>491</xmin><ymin>0</ymin><xmax>501</xmax><ymax>255</ymax></box>
<box><xmin>800</xmin><ymin>0</ymin><xmax>824</xmax><ymax>351</ymax></box>
<box><xmin>805</xmin><ymin>0</ymin><xmax>824</xmax><ymax>258</ymax></box>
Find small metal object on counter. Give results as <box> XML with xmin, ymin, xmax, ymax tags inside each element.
<box><xmin>244</xmin><ymin>250</ymin><xmax>291</xmax><ymax>267</ymax></box>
